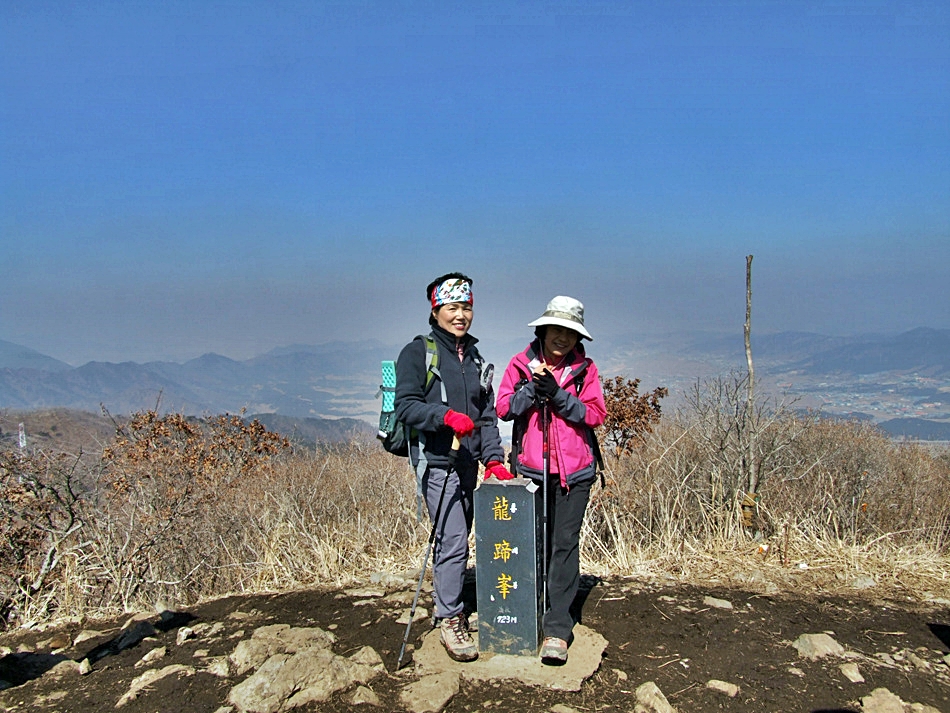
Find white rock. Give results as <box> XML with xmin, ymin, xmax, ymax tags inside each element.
<box><xmin>907</xmin><ymin>652</ymin><xmax>930</xmax><ymax>671</ymax></box>
<box><xmin>550</xmin><ymin>705</ymin><xmax>582</xmax><ymax>713</ymax></box>
<box><xmin>47</xmin><ymin>660</ymin><xmax>81</xmax><ymax>678</ymax></box>
<box><xmin>205</xmin><ymin>657</ymin><xmax>231</xmax><ymax>678</ymax></box>
<box><xmin>349</xmin><ymin>646</ymin><xmax>385</xmax><ymax>671</ymax></box>
<box><xmin>860</xmin><ymin>687</ymin><xmax>906</xmax><ymax>713</ymax></box>
<box><xmin>634</xmin><ymin>681</ymin><xmax>677</xmax><ymax>713</ymax></box>
<box><xmin>78</xmin><ymin>658</ymin><xmax>92</xmax><ymax>675</ymax></box>
<box><xmin>399</xmin><ymin>671</ymin><xmax>460</xmax><ymax>713</ymax></box>
<box><xmin>134</xmin><ymin>646</ymin><xmax>167</xmax><ymax>669</ymax></box>
<box><xmin>116</xmin><ymin>664</ymin><xmax>195</xmax><ymax>707</ymax></box>
<box><xmin>702</xmin><ymin>596</ymin><xmax>733</xmax><ymax>610</ymax></box>
<box><xmin>176</xmin><ymin>627</ymin><xmax>196</xmax><ymax>645</ymax></box>
<box><xmin>706</xmin><ymin>679</ymin><xmax>739</xmax><ymax>697</ymax></box>
<box><xmin>351</xmin><ymin>685</ymin><xmax>381</xmax><ymax>706</ymax></box>
<box><xmin>229</xmin><ymin>625</ymin><xmax>337</xmax><ymax>676</ymax></box>
<box><xmin>792</xmin><ymin>633</ymin><xmax>845</xmax><ymax>660</ymax></box>
<box><xmin>396</xmin><ymin>607</ymin><xmax>429</xmax><ymax>625</ymax></box>
<box><xmin>73</xmin><ymin>630</ymin><xmax>108</xmax><ymax>646</ymax></box>
<box><xmin>839</xmin><ymin>662</ymin><xmax>864</xmax><ymax>682</ymax></box>
<box><xmin>228</xmin><ymin>648</ymin><xmax>381</xmax><ymax>713</ymax></box>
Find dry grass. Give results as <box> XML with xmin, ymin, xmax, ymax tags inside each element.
<box><xmin>2</xmin><ymin>401</ymin><xmax>948</xmax><ymax>630</ymax></box>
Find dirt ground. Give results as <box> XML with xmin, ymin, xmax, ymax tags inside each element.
<box><xmin>1</xmin><ymin>574</ymin><xmax>948</xmax><ymax>713</ymax></box>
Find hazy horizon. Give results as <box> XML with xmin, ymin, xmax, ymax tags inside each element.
<box><xmin>3</xmin><ymin>2</ymin><xmax>947</xmax><ymax>366</ymax></box>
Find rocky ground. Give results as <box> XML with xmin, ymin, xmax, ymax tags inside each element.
<box><xmin>1</xmin><ymin>572</ymin><xmax>948</xmax><ymax>713</ymax></box>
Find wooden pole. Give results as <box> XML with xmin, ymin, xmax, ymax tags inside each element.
<box><xmin>744</xmin><ymin>255</ymin><xmax>758</xmax><ymax>497</ymax></box>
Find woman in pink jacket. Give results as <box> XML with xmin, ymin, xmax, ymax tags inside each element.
<box><xmin>495</xmin><ymin>295</ymin><xmax>607</xmax><ymax>664</ymax></box>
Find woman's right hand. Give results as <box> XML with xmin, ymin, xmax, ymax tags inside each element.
<box><xmin>443</xmin><ymin>409</ymin><xmax>475</xmax><ymax>436</ymax></box>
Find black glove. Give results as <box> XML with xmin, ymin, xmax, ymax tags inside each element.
<box><xmin>532</xmin><ymin>370</ymin><xmax>559</xmax><ymax>401</ymax></box>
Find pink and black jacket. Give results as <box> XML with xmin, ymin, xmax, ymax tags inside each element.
<box><xmin>496</xmin><ymin>340</ymin><xmax>607</xmax><ymax>488</ymax></box>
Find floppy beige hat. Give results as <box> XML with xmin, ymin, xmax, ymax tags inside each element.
<box><xmin>527</xmin><ymin>295</ymin><xmax>593</xmax><ymax>340</ymax></box>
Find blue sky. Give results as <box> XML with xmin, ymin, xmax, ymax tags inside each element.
<box><xmin>2</xmin><ymin>0</ymin><xmax>948</xmax><ymax>365</ymax></box>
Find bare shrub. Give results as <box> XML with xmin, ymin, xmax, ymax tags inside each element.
<box><xmin>0</xmin><ymin>448</ymin><xmax>87</xmax><ymax>627</ymax></box>
<box><xmin>581</xmin><ymin>397</ymin><xmax>950</xmax><ymax>587</ymax></box>
<box><xmin>89</xmin><ymin>411</ymin><xmax>290</xmax><ymax>610</ymax></box>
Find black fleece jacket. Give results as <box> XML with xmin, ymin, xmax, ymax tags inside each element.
<box><xmin>394</xmin><ymin>325</ymin><xmax>504</xmax><ymax>469</ymax></box>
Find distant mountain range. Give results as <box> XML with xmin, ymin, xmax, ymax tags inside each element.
<box><xmin>2</xmin><ymin>328</ymin><xmax>949</xmax><ymax>439</ymax></box>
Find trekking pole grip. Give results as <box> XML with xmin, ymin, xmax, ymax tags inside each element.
<box><xmin>448</xmin><ymin>434</ymin><xmax>460</xmax><ymax>468</ymax></box>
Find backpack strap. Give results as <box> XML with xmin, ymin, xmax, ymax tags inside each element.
<box><xmin>415</xmin><ymin>334</ymin><xmax>447</xmax><ymax>520</ymax></box>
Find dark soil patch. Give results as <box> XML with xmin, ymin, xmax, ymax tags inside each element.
<box><xmin>1</xmin><ymin>576</ymin><xmax>947</xmax><ymax>712</ymax></box>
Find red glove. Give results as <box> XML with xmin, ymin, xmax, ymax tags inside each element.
<box><xmin>486</xmin><ymin>461</ymin><xmax>515</xmax><ymax>480</ymax></box>
<box><xmin>443</xmin><ymin>410</ymin><xmax>475</xmax><ymax>437</ymax></box>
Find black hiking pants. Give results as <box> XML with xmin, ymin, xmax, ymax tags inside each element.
<box><xmin>541</xmin><ymin>478</ymin><xmax>592</xmax><ymax>642</ymax></box>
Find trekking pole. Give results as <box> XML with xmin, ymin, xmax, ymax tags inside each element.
<box><xmin>540</xmin><ymin>401</ymin><xmax>550</xmax><ymax>616</ymax></box>
<box><xmin>396</xmin><ymin>434</ymin><xmax>460</xmax><ymax>671</ymax></box>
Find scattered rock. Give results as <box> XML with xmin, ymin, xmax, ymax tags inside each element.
<box><xmin>787</xmin><ymin>666</ymin><xmax>805</xmax><ymax>677</ymax></box>
<box><xmin>399</xmin><ymin>671</ymin><xmax>460</xmax><ymax>713</ymax></box>
<box><xmin>349</xmin><ymin>645</ymin><xmax>385</xmax><ymax>672</ymax></box>
<box><xmin>840</xmin><ymin>662</ymin><xmax>865</xmax><ymax>682</ymax></box>
<box><xmin>205</xmin><ymin>656</ymin><xmax>231</xmax><ymax>678</ymax></box>
<box><xmin>792</xmin><ymin>633</ymin><xmax>845</xmax><ymax>660</ymax></box>
<box><xmin>229</xmin><ymin>624</ymin><xmax>337</xmax><ymax>676</ymax></box>
<box><xmin>194</xmin><ymin>648</ymin><xmax>210</xmax><ymax>658</ymax></box>
<box><xmin>634</xmin><ymin>681</ymin><xmax>677</xmax><ymax>713</ymax></box>
<box><xmin>550</xmin><ymin>705</ymin><xmax>581</xmax><ymax>713</ymax></box>
<box><xmin>121</xmin><ymin>612</ymin><xmax>153</xmax><ymax>629</ymax></box>
<box><xmin>113</xmin><ymin>620</ymin><xmax>159</xmax><ymax>654</ymax></box>
<box><xmin>38</xmin><ymin>633</ymin><xmax>71</xmax><ymax>651</ymax></box>
<box><xmin>612</xmin><ymin>668</ymin><xmax>628</xmax><ymax>682</ymax></box>
<box><xmin>907</xmin><ymin>652</ymin><xmax>930</xmax><ymax>671</ymax></box>
<box><xmin>703</xmin><ymin>596</ymin><xmax>733</xmax><ymax>610</ymax></box>
<box><xmin>116</xmin><ymin>664</ymin><xmax>195</xmax><ymax>707</ymax></box>
<box><xmin>344</xmin><ymin>586</ymin><xmax>387</xmax><ymax>598</ymax></box>
<box><xmin>134</xmin><ymin>645</ymin><xmax>167</xmax><ymax>668</ymax></box>
<box><xmin>351</xmin><ymin>685</ymin><xmax>381</xmax><ymax>706</ymax></box>
<box><xmin>47</xmin><ymin>659</ymin><xmax>81</xmax><ymax>678</ymax></box>
<box><xmin>860</xmin><ymin>687</ymin><xmax>907</xmax><ymax>713</ymax></box>
<box><xmin>227</xmin><ymin>609</ymin><xmax>262</xmax><ymax>621</ymax></box>
<box><xmin>706</xmin><ymin>679</ymin><xmax>739</xmax><ymax>697</ymax></box>
<box><xmin>396</xmin><ymin>607</ymin><xmax>429</xmax><ymax>625</ymax></box>
<box><xmin>78</xmin><ymin>658</ymin><xmax>92</xmax><ymax>675</ymax></box>
<box><xmin>177</xmin><ymin>626</ymin><xmax>196</xmax><ymax>645</ymax></box>
<box><xmin>192</xmin><ymin>621</ymin><xmax>225</xmax><ymax>638</ymax></box>
<box><xmin>73</xmin><ymin>629</ymin><xmax>109</xmax><ymax>646</ymax></box>
<box><xmin>227</xmin><ymin>647</ymin><xmax>381</xmax><ymax>713</ymax></box>
<box><xmin>35</xmin><ymin>690</ymin><xmax>69</xmax><ymax>705</ymax></box>
<box><xmin>412</xmin><ymin>624</ymin><xmax>606</xmax><ymax>692</ymax></box>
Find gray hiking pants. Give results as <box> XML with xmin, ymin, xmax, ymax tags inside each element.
<box><xmin>422</xmin><ymin>461</ymin><xmax>477</xmax><ymax>620</ymax></box>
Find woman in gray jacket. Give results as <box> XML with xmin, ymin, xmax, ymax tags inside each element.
<box><xmin>395</xmin><ymin>272</ymin><xmax>513</xmax><ymax>662</ymax></box>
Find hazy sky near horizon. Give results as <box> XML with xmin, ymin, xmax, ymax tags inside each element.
<box><xmin>2</xmin><ymin>1</ymin><xmax>948</xmax><ymax>366</ymax></box>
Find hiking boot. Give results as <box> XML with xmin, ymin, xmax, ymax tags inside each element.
<box><xmin>440</xmin><ymin>614</ymin><xmax>478</xmax><ymax>662</ymax></box>
<box><xmin>540</xmin><ymin>636</ymin><xmax>568</xmax><ymax>664</ymax></box>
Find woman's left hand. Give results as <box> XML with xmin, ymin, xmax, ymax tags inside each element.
<box><xmin>485</xmin><ymin>461</ymin><xmax>515</xmax><ymax>480</ymax></box>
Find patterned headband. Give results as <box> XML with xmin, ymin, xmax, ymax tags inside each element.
<box><xmin>431</xmin><ymin>279</ymin><xmax>474</xmax><ymax>308</ymax></box>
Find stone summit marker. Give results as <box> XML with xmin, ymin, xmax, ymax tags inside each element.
<box><xmin>474</xmin><ymin>477</ymin><xmax>543</xmax><ymax>656</ymax></box>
